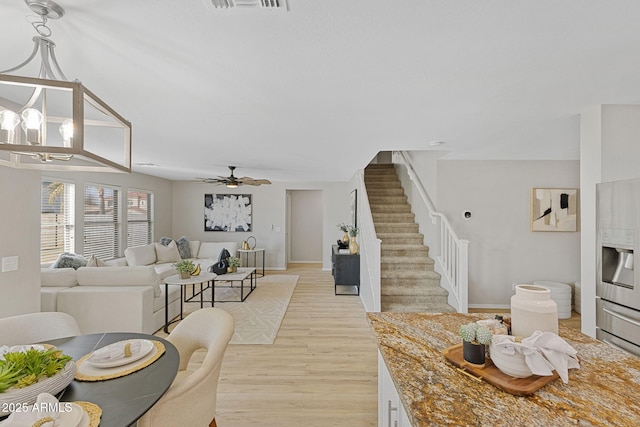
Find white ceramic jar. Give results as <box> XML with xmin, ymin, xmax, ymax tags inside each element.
<box><xmin>510</xmin><ymin>284</ymin><xmax>558</xmax><ymax>337</ymax></box>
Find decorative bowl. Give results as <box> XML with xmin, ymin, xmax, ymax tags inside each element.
<box><xmin>489</xmin><ymin>336</ymin><xmax>533</xmax><ymax>378</ymax></box>
<box><xmin>0</xmin><ymin>360</ymin><xmax>76</xmax><ymax>415</ymax></box>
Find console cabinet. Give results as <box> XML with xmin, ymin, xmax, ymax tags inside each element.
<box><xmin>331</xmin><ymin>245</ymin><xmax>360</xmax><ymax>295</ymax></box>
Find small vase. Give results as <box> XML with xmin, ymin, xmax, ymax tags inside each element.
<box><xmin>462</xmin><ymin>341</ymin><xmax>485</xmax><ymax>365</ymax></box>
<box><xmin>510</xmin><ymin>284</ymin><xmax>558</xmax><ymax>337</ymax></box>
<box><xmin>342</xmin><ymin>232</ymin><xmax>350</xmax><ymax>245</ymax></box>
<box><xmin>180</xmin><ymin>271</ymin><xmax>190</xmax><ymax>279</ymax></box>
<box><xmin>228</xmin><ymin>266</ymin><xmax>238</xmax><ymax>273</ymax></box>
<box><xmin>349</xmin><ymin>236</ymin><xmax>359</xmax><ymax>255</ymax></box>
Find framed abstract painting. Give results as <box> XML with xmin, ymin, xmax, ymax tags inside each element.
<box><xmin>204</xmin><ymin>194</ymin><xmax>252</xmax><ymax>232</ymax></box>
<box><xmin>530</xmin><ymin>188</ymin><xmax>578</xmax><ymax>232</ymax></box>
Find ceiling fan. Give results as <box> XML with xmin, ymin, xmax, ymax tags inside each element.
<box><xmin>198</xmin><ymin>166</ymin><xmax>272</xmax><ymax>188</ymax></box>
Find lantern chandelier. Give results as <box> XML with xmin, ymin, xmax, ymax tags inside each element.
<box><xmin>0</xmin><ymin>0</ymin><xmax>131</xmax><ymax>173</ymax></box>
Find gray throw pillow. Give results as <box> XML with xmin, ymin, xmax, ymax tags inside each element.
<box><xmin>50</xmin><ymin>252</ymin><xmax>88</xmax><ymax>269</ymax></box>
<box><xmin>176</xmin><ymin>236</ymin><xmax>191</xmax><ymax>259</ymax></box>
<box><xmin>159</xmin><ymin>236</ymin><xmax>172</xmax><ymax>246</ymax></box>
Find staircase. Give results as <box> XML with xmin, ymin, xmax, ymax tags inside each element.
<box><xmin>364</xmin><ymin>164</ymin><xmax>456</xmax><ymax>313</ymax></box>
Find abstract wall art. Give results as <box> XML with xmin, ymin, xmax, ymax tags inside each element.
<box><xmin>204</xmin><ymin>194</ymin><xmax>252</xmax><ymax>232</ymax></box>
<box><xmin>530</xmin><ymin>188</ymin><xmax>578</xmax><ymax>232</ymax></box>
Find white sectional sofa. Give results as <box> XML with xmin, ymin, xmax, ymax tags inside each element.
<box><xmin>40</xmin><ymin>240</ymin><xmax>239</xmax><ymax>334</ymax></box>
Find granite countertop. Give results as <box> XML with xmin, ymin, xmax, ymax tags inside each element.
<box><xmin>368</xmin><ymin>312</ymin><xmax>640</xmax><ymax>427</ymax></box>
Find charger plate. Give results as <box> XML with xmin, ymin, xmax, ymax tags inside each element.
<box><xmin>75</xmin><ymin>341</ymin><xmax>165</xmax><ymax>382</ymax></box>
<box><xmin>74</xmin><ymin>401</ymin><xmax>102</xmax><ymax>427</ymax></box>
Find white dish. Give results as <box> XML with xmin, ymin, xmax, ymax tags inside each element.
<box><xmin>87</xmin><ymin>339</ymin><xmax>153</xmax><ymax>368</ymax></box>
<box><xmin>58</xmin><ymin>403</ymin><xmax>85</xmax><ymax>427</ymax></box>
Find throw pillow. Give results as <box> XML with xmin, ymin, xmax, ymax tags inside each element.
<box><xmin>86</xmin><ymin>254</ymin><xmax>108</xmax><ymax>267</ymax></box>
<box><xmin>155</xmin><ymin>240</ymin><xmax>181</xmax><ymax>263</ymax></box>
<box><xmin>124</xmin><ymin>243</ymin><xmax>157</xmax><ymax>266</ymax></box>
<box><xmin>50</xmin><ymin>252</ymin><xmax>88</xmax><ymax>270</ymax></box>
<box><xmin>176</xmin><ymin>236</ymin><xmax>191</xmax><ymax>259</ymax></box>
<box><xmin>159</xmin><ymin>236</ymin><xmax>173</xmax><ymax>246</ymax></box>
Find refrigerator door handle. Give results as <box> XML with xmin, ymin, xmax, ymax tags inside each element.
<box><xmin>602</xmin><ymin>306</ymin><xmax>640</xmax><ymax>328</ymax></box>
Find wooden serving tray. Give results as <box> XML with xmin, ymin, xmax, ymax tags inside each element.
<box><xmin>443</xmin><ymin>343</ymin><xmax>559</xmax><ymax>396</ymax></box>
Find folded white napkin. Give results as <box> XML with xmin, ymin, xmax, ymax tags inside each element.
<box><xmin>521</xmin><ymin>330</ymin><xmax>580</xmax><ymax>383</ymax></box>
<box><xmin>0</xmin><ymin>393</ymin><xmax>63</xmax><ymax>426</ymax></box>
<box><xmin>91</xmin><ymin>340</ymin><xmax>141</xmax><ymax>363</ymax></box>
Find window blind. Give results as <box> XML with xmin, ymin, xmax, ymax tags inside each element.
<box><xmin>127</xmin><ymin>190</ymin><xmax>153</xmax><ymax>248</ymax></box>
<box><xmin>84</xmin><ymin>184</ymin><xmax>120</xmax><ymax>259</ymax></box>
<box><xmin>41</xmin><ymin>180</ymin><xmax>75</xmax><ymax>264</ymax></box>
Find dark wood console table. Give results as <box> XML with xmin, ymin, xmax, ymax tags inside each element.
<box><xmin>331</xmin><ymin>245</ymin><xmax>360</xmax><ymax>295</ymax></box>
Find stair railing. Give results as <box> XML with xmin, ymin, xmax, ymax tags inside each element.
<box><xmin>356</xmin><ymin>169</ymin><xmax>381</xmax><ymax>312</ymax></box>
<box><xmin>393</xmin><ymin>151</ymin><xmax>469</xmax><ymax>313</ymax></box>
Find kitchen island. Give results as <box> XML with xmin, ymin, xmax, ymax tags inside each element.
<box><xmin>368</xmin><ymin>312</ymin><xmax>640</xmax><ymax>427</ymax></box>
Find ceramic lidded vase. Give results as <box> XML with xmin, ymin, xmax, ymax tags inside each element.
<box><xmin>510</xmin><ymin>284</ymin><xmax>558</xmax><ymax>337</ymax></box>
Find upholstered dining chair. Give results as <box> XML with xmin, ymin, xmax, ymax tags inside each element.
<box><xmin>138</xmin><ymin>307</ymin><xmax>235</xmax><ymax>427</ymax></box>
<box><xmin>0</xmin><ymin>311</ymin><xmax>82</xmax><ymax>346</ymax></box>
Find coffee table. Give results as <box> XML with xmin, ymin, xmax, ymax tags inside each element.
<box><xmin>163</xmin><ymin>272</ymin><xmax>216</xmax><ymax>333</ymax></box>
<box><xmin>212</xmin><ymin>267</ymin><xmax>256</xmax><ymax>303</ymax></box>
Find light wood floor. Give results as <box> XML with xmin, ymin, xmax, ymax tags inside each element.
<box><xmin>174</xmin><ymin>264</ymin><xmax>380</xmax><ymax>427</ymax></box>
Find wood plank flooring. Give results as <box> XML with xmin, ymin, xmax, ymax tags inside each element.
<box><xmin>159</xmin><ymin>263</ymin><xmax>379</xmax><ymax>427</ymax></box>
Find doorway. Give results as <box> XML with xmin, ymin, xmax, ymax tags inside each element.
<box><xmin>287</xmin><ymin>190</ymin><xmax>323</xmax><ymax>265</ymax></box>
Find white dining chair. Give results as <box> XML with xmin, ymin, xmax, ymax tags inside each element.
<box><xmin>138</xmin><ymin>307</ymin><xmax>235</xmax><ymax>427</ymax></box>
<box><xmin>0</xmin><ymin>311</ymin><xmax>82</xmax><ymax>346</ymax></box>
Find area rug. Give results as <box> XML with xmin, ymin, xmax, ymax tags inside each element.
<box><xmin>183</xmin><ymin>275</ymin><xmax>299</xmax><ymax>344</ymax></box>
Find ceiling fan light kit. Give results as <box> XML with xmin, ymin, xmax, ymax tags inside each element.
<box><xmin>0</xmin><ymin>0</ymin><xmax>131</xmax><ymax>173</ymax></box>
<box><xmin>199</xmin><ymin>166</ymin><xmax>272</xmax><ymax>188</ymax></box>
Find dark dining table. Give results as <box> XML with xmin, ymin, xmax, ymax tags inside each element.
<box><xmin>8</xmin><ymin>332</ymin><xmax>180</xmax><ymax>427</ymax></box>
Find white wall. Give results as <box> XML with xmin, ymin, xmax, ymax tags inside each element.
<box><xmin>0</xmin><ymin>167</ymin><xmax>42</xmax><ymax>317</ymax></box>
<box><xmin>171</xmin><ymin>181</ymin><xmax>351</xmax><ymax>270</ymax></box>
<box><xmin>434</xmin><ymin>159</ymin><xmax>580</xmax><ymax>307</ymax></box>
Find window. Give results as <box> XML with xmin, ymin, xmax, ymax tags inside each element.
<box><xmin>127</xmin><ymin>190</ymin><xmax>154</xmax><ymax>248</ymax></box>
<box><xmin>41</xmin><ymin>180</ymin><xmax>75</xmax><ymax>263</ymax></box>
<box><xmin>84</xmin><ymin>184</ymin><xmax>120</xmax><ymax>259</ymax></box>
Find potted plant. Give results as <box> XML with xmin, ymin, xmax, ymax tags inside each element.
<box><xmin>227</xmin><ymin>256</ymin><xmax>241</xmax><ymax>273</ymax></box>
<box><xmin>337</xmin><ymin>223</ymin><xmax>350</xmax><ymax>246</ymax></box>
<box><xmin>175</xmin><ymin>259</ymin><xmax>195</xmax><ymax>279</ymax></box>
<box><xmin>458</xmin><ymin>322</ymin><xmax>493</xmax><ymax>365</ymax></box>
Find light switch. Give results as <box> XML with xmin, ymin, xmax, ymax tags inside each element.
<box><xmin>2</xmin><ymin>256</ymin><xmax>18</xmax><ymax>272</ymax></box>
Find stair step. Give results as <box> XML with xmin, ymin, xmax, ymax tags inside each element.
<box><xmin>381</xmin><ymin>282</ymin><xmax>448</xmax><ymax>297</ymax></box>
<box><xmin>381</xmin><ymin>269</ymin><xmax>441</xmax><ymax>281</ymax></box>
<box><xmin>381</xmin><ymin>256</ymin><xmax>434</xmax><ymax>271</ymax></box>
<box><xmin>370</xmin><ymin>204</ymin><xmax>412</xmax><ymax>213</ymax></box>
<box><xmin>381</xmin><ymin>244</ymin><xmax>429</xmax><ymax>257</ymax></box>
<box><xmin>372</xmin><ymin>212</ymin><xmax>415</xmax><ymax>222</ymax></box>
<box><xmin>381</xmin><ymin>300</ymin><xmax>457</xmax><ymax>313</ymax></box>
<box><xmin>368</xmin><ymin>195</ymin><xmax>408</xmax><ymax>204</ymax></box>
<box><xmin>375</xmin><ymin>223</ymin><xmax>420</xmax><ymax>233</ymax></box>
<box><xmin>367</xmin><ymin>188</ymin><xmax>405</xmax><ymax>196</ymax></box>
<box><xmin>377</xmin><ymin>233</ymin><xmax>424</xmax><ymax>244</ymax></box>
<box><xmin>364</xmin><ymin>181</ymin><xmax>402</xmax><ymax>189</ymax></box>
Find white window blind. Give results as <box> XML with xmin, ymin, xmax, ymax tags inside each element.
<box><xmin>127</xmin><ymin>190</ymin><xmax>154</xmax><ymax>248</ymax></box>
<box><xmin>41</xmin><ymin>180</ymin><xmax>75</xmax><ymax>264</ymax></box>
<box><xmin>84</xmin><ymin>184</ymin><xmax>120</xmax><ymax>259</ymax></box>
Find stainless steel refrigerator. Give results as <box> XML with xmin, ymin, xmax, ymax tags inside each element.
<box><xmin>596</xmin><ymin>179</ymin><xmax>640</xmax><ymax>357</ymax></box>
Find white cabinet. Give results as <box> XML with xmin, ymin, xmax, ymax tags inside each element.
<box><xmin>378</xmin><ymin>351</ymin><xmax>412</xmax><ymax>427</ymax></box>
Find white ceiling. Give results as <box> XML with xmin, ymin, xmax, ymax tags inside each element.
<box><xmin>3</xmin><ymin>0</ymin><xmax>640</xmax><ymax>182</ymax></box>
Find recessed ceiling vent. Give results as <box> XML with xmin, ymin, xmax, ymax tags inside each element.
<box><xmin>207</xmin><ymin>0</ymin><xmax>289</xmax><ymax>10</ymax></box>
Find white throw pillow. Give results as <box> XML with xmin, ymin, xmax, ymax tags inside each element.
<box><xmin>86</xmin><ymin>254</ymin><xmax>108</xmax><ymax>267</ymax></box>
<box><xmin>189</xmin><ymin>240</ymin><xmax>201</xmax><ymax>258</ymax></box>
<box><xmin>155</xmin><ymin>241</ymin><xmax>181</xmax><ymax>263</ymax></box>
<box><xmin>124</xmin><ymin>243</ymin><xmax>157</xmax><ymax>266</ymax></box>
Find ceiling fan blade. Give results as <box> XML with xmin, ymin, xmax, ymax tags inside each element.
<box><xmin>240</xmin><ymin>179</ymin><xmax>272</xmax><ymax>186</ymax></box>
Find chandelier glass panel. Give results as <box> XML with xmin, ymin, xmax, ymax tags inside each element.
<box><xmin>0</xmin><ymin>0</ymin><xmax>131</xmax><ymax>173</ymax></box>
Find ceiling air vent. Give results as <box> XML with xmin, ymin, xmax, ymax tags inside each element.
<box><xmin>208</xmin><ymin>0</ymin><xmax>289</xmax><ymax>10</ymax></box>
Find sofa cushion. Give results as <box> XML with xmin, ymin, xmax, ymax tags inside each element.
<box><xmin>154</xmin><ymin>263</ymin><xmax>178</xmax><ymax>280</ymax></box>
<box><xmin>124</xmin><ymin>243</ymin><xmax>157</xmax><ymax>266</ymax></box>
<box><xmin>155</xmin><ymin>241</ymin><xmax>181</xmax><ymax>263</ymax></box>
<box><xmin>197</xmin><ymin>242</ymin><xmax>239</xmax><ymax>259</ymax></box>
<box><xmin>41</xmin><ymin>287</ymin><xmax>71</xmax><ymax>312</ymax></box>
<box><xmin>176</xmin><ymin>236</ymin><xmax>191</xmax><ymax>259</ymax></box>
<box><xmin>41</xmin><ymin>267</ymin><xmax>78</xmax><ymax>287</ymax></box>
<box><xmin>76</xmin><ymin>265</ymin><xmax>161</xmax><ymax>297</ymax></box>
